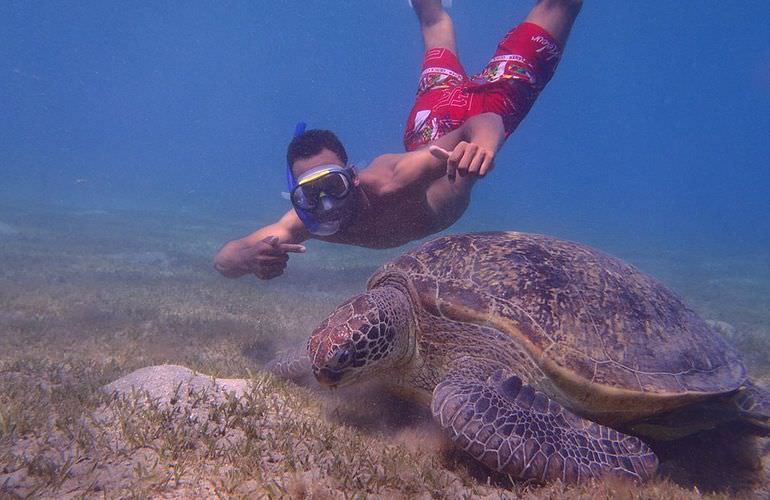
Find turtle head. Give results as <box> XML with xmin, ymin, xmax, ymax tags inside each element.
<box><xmin>308</xmin><ymin>285</ymin><xmax>415</xmax><ymax>388</ymax></box>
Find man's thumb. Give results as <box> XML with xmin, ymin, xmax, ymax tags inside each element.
<box><xmin>429</xmin><ymin>145</ymin><xmax>450</xmax><ymax>160</ymax></box>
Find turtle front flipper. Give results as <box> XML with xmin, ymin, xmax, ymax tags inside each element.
<box><xmin>265</xmin><ymin>343</ymin><xmax>312</xmax><ymax>383</ymax></box>
<box><xmin>431</xmin><ymin>367</ymin><xmax>658</xmax><ymax>483</ymax></box>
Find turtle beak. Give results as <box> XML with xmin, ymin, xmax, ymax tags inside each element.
<box><xmin>314</xmin><ymin>345</ymin><xmax>353</xmax><ymax>388</ymax></box>
<box><xmin>315</xmin><ymin>367</ymin><xmax>344</xmax><ymax>388</ymax></box>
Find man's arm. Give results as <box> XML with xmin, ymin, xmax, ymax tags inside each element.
<box><xmin>214</xmin><ymin>210</ymin><xmax>308</xmax><ymax>280</ymax></box>
<box><xmin>371</xmin><ymin>112</ymin><xmax>505</xmax><ymax>197</ymax></box>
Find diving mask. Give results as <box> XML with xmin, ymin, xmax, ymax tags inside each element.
<box><xmin>291</xmin><ymin>165</ymin><xmax>354</xmax><ymax>211</ymax></box>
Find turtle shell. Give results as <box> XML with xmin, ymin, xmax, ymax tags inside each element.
<box><xmin>369</xmin><ymin>232</ymin><xmax>746</xmax><ymax>403</ymax></box>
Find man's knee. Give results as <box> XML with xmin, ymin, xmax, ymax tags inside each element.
<box><xmin>535</xmin><ymin>0</ymin><xmax>583</xmax><ymax>20</ymax></box>
<box><xmin>412</xmin><ymin>0</ymin><xmax>446</xmax><ymax>26</ymax></box>
<box><xmin>541</xmin><ymin>0</ymin><xmax>583</xmax><ymax>11</ymax></box>
<box><xmin>563</xmin><ymin>0</ymin><xmax>583</xmax><ymax>15</ymax></box>
<box><xmin>527</xmin><ymin>0</ymin><xmax>583</xmax><ymax>48</ymax></box>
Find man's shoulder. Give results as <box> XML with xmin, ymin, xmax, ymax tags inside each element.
<box><xmin>365</xmin><ymin>152</ymin><xmax>406</xmax><ymax>171</ymax></box>
<box><xmin>362</xmin><ymin>149</ymin><xmax>434</xmax><ymax>178</ymax></box>
<box><xmin>357</xmin><ymin>152</ymin><xmax>405</xmax><ymax>186</ymax></box>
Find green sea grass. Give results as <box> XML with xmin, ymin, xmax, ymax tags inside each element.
<box><xmin>1</xmin><ymin>206</ymin><xmax>768</xmax><ymax>498</ymax></box>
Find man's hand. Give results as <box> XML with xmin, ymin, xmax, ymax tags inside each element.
<box><xmin>429</xmin><ymin>141</ymin><xmax>495</xmax><ymax>181</ymax></box>
<box><xmin>218</xmin><ymin>236</ymin><xmax>305</xmax><ymax>280</ymax></box>
<box><xmin>242</xmin><ymin>236</ymin><xmax>305</xmax><ymax>280</ymax></box>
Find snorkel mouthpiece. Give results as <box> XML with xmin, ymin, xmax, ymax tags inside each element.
<box><xmin>308</xmin><ymin>218</ymin><xmax>342</xmax><ymax>237</ymax></box>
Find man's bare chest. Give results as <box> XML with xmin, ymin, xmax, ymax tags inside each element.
<box><xmin>335</xmin><ymin>195</ymin><xmax>434</xmax><ymax>248</ymax></box>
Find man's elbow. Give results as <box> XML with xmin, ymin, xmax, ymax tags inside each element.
<box><xmin>213</xmin><ymin>242</ymin><xmax>242</xmax><ymax>278</ymax></box>
<box><xmin>563</xmin><ymin>0</ymin><xmax>583</xmax><ymax>16</ymax></box>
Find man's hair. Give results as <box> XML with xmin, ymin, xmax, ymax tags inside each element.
<box><xmin>287</xmin><ymin>129</ymin><xmax>348</xmax><ymax>170</ymax></box>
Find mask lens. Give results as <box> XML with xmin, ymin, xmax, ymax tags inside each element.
<box><xmin>315</xmin><ymin>172</ymin><xmax>350</xmax><ymax>198</ymax></box>
<box><xmin>291</xmin><ymin>185</ymin><xmax>314</xmax><ymax>210</ymax></box>
<box><xmin>291</xmin><ymin>170</ymin><xmax>351</xmax><ymax>211</ymax></box>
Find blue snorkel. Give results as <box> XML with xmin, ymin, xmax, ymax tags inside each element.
<box><xmin>285</xmin><ymin>121</ymin><xmax>306</xmax><ymax>191</ymax></box>
<box><xmin>286</xmin><ymin>121</ymin><xmax>319</xmax><ymax>231</ymax></box>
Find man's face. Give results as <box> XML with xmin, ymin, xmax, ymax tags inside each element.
<box><xmin>290</xmin><ymin>148</ymin><xmax>360</xmax><ymax>236</ymax></box>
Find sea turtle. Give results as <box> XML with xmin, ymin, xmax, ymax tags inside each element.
<box><xmin>269</xmin><ymin>232</ymin><xmax>770</xmax><ymax>483</ymax></box>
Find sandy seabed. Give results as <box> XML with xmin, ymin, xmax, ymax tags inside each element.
<box><xmin>0</xmin><ymin>203</ymin><xmax>768</xmax><ymax>498</ymax></box>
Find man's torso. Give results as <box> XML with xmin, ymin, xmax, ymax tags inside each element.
<box><xmin>318</xmin><ymin>152</ymin><xmax>472</xmax><ymax>249</ymax></box>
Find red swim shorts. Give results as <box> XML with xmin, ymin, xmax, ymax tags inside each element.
<box><xmin>403</xmin><ymin>22</ymin><xmax>562</xmax><ymax>152</ymax></box>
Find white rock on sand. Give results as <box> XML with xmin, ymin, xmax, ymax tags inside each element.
<box><xmin>102</xmin><ymin>364</ymin><xmax>249</xmax><ymax>402</ymax></box>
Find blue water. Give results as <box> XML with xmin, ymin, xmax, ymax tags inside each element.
<box><xmin>2</xmin><ymin>1</ymin><xmax>770</xmax><ymax>253</ymax></box>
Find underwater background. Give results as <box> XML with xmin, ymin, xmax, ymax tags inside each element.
<box><xmin>3</xmin><ymin>1</ymin><xmax>770</xmax><ymax>248</ymax></box>
<box><xmin>2</xmin><ymin>1</ymin><xmax>770</xmax><ymax>497</ymax></box>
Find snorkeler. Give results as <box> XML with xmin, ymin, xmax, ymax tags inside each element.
<box><xmin>215</xmin><ymin>0</ymin><xmax>582</xmax><ymax>280</ymax></box>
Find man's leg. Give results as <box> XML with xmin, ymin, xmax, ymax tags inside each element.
<box><xmin>412</xmin><ymin>0</ymin><xmax>457</xmax><ymax>54</ymax></box>
<box><xmin>524</xmin><ymin>0</ymin><xmax>583</xmax><ymax>48</ymax></box>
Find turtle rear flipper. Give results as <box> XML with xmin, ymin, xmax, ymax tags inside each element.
<box><xmin>265</xmin><ymin>343</ymin><xmax>312</xmax><ymax>383</ymax></box>
<box><xmin>732</xmin><ymin>379</ymin><xmax>770</xmax><ymax>436</ymax></box>
<box><xmin>431</xmin><ymin>367</ymin><xmax>658</xmax><ymax>483</ymax></box>
<box><xmin>626</xmin><ymin>380</ymin><xmax>770</xmax><ymax>440</ymax></box>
